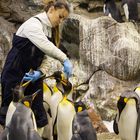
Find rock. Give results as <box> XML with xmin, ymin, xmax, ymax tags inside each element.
<box><xmin>0</xmin><ymin>0</ymin><xmax>42</xmax><ymax>23</ymax></box>
<box><xmin>97</xmin><ymin>132</ymin><xmax>121</xmax><ymax>140</ymax></box>
<box><xmin>88</xmin><ymin>108</ymin><xmax>109</xmax><ymax>133</ymax></box>
<box><xmin>61</xmin><ymin>14</ymin><xmax>140</xmax><ymax>120</ymax></box>
<box><xmin>0</xmin><ymin>17</ymin><xmax>16</xmax><ymax>72</ymax></box>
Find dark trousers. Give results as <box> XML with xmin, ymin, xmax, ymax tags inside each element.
<box><xmin>0</xmin><ymin>77</ymin><xmax>48</xmax><ymax>128</ymax></box>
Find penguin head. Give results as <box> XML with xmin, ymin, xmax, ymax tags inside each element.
<box><xmin>46</xmin><ymin>71</ymin><xmax>73</xmax><ymax>95</ymax></box>
<box><xmin>46</xmin><ymin>71</ymin><xmax>65</xmax><ymax>82</ymax></box>
<box><xmin>12</xmin><ymin>85</ymin><xmax>24</xmax><ymax>103</ymax></box>
<box><xmin>21</xmin><ymin>89</ymin><xmax>41</xmax><ymax>108</ymax></box>
<box><xmin>74</xmin><ymin>100</ymin><xmax>87</xmax><ymax>112</ymax></box>
<box><xmin>12</xmin><ymin>80</ymin><xmax>31</xmax><ymax>102</ymax></box>
<box><xmin>117</xmin><ymin>90</ymin><xmax>137</xmax><ymax>117</ymax></box>
<box><xmin>117</xmin><ymin>96</ymin><xmax>127</xmax><ymax>114</ymax></box>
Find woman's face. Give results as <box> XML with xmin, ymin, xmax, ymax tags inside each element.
<box><xmin>48</xmin><ymin>7</ymin><xmax>69</xmax><ymax>27</ymax></box>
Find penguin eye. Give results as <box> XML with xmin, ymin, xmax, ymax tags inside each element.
<box><xmin>78</xmin><ymin>106</ymin><xmax>83</xmax><ymax>112</ymax></box>
<box><xmin>24</xmin><ymin>101</ymin><xmax>30</xmax><ymax>107</ymax></box>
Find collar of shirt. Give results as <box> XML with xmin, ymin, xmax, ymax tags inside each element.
<box><xmin>35</xmin><ymin>12</ymin><xmax>52</xmax><ymax>38</ymax></box>
<box><xmin>35</xmin><ymin>12</ymin><xmax>52</xmax><ymax>28</ymax></box>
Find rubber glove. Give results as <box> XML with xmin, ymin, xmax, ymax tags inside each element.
<box><xmin>63</xmin><ymin>59</ymin><xmax>73</xmax><ymax>78</ymax></box>
<box><xmin>23</xmin><ymin>70</ymin><xmax>42</xmax><ymax>82</ymax></box>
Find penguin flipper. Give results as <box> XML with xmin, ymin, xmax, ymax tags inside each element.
<box><xmin>113</xmin><ymin>115</ymin><xmax>119</xmax><ymax>134</ymax></box>
<box><xmin>71</xmin><ymin>134</ymin><xmax>82</xmax><ymax>140</ymax></box>
<box><xmin>28</xmin><ymin>130</ymin><xmax>43</xmax><ymax>140</ymax></box>
<box><xmin>0</xmin><ymin>128</ymin><xmax>9</xmax><ymax>140</ymax></box>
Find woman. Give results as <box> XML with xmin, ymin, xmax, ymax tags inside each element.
<box><xmin>0</xmin><ymin>1</ymin><xmax>72</xmax><ymax>128</ymax></box>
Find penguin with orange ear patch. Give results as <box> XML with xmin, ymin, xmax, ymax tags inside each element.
<box><xmin>72</xmin><ymin>101</ymin><xmax>97</xmax><ymax>140</ymax></box>
<box><xmin>113</xmin><ymin>88</ymin><xmax>140</xmax><ymax>140</ymax></box>
<box><xmin>6</xmin><ymin>89</ymin><xmax>42</xmax><ymax>140</ymax></box>
<box><xmin>56</xmin><ymin>72</ymin><xmax>76</xmax><ymax>140</ymax></box>
<box><xmin>5</xmin><ymin>80</ymin><xmax>31</xmax><ymax>126</ymax></box>
<box><xmin>47</xmin><ymin>71</ymin><xmax>75</xmax><ymax>140</ymax></box>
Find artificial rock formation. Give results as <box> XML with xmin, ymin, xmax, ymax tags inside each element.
<box><xmin>61</xmin><ymin>14</ymin><xmax>140</xmax><ymax>120</ymax></box>
<box><xmin>0</xmin><ymin>0</ymin><xmax>140</xmax><ymax>135</ymax></box>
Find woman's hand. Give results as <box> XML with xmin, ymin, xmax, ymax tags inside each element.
<box><xmin>63</xmin><ymin>59</ymin><xmax>73</xmax><ymax>78</ymax></box>
<box><xmin>23</xmin><ymin>70</ymin><xmax>42</xmax><ymax>82</ymax></box>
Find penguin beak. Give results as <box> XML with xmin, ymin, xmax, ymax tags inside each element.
<box><xmin>60</xmin><ymin>79</ymin><xmax>68</xmax><ymax>86</ymax></box>
<box><xmin>32</xmin><ymin>89</ymin><xmax>41</xmax><ymax>101</ymax></box>
<box><xmin>21</xmin><ymin>80</ymin><xmax>32</xmax><ymax>88</ymax></box>
<box><xmin>45</xmin><ymin>75</ymin><xmax>55</xmax><ymax>79</ymax></box>
<box><xmin>59</xmin><ymin>73</ymin><xmax>68</xmax><ymax>85</ymax></box>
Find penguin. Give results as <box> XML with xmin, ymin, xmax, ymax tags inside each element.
<box><xmin>38</xmin><ymin>72</ymin><xmax>64</xmax><ymax>140</ymax></box>
<box><xmin>43</xmin><ymin>82</ymin><xmax>53</xmax><ymax>111</ymax></box>
<box><xmin>0</xmin><ymin>127</ymin><xmax>9</xmax><ymax>140</ymax></box>
<box><xmin>41</xmin><ymin>82</ymin><xmax>63</xmax><ymax>140</ymax></box>
<box><xmin>56</xmin><ymin>73</ymin><xmax>76</xmax><ymax>140</ymax></box>
<box><xmin>72</xmin><ymin>101</ymin><xmax>97</xmax><ymax>140</ymax></box>
<box><xmin>47</xmin><ymin>71</ymin><xmax>76</xmax><ymax>140</ymax></box>
<box><xmin>134</xmin><ymin>87</ymin><xmax>140</xmax><ymax>140</ymax></box>
<box><xmin>103</xmin><ymin>0</ymin><xmax>123</xmax><ymax>22</ymax></box>
<box><xmin>5</xmin><ymin>80</ymin><xmax>31</xmax><ymax>126</ymax></box>
<box><xmin>113</xmin><ymin>88</ymin><xmax>140</xmax><ymax>140</ymax></box>
<box><xmin>57</xmin><ymin>95</ymin><xmax>76</xmax><ymax>140</ymax></box>
<box><xmin>122</xmin><ymin>0</ymin><xmax>138</xmax><ymax>21</ymax></box>
<box><xmin>50</xmin><ymin>85</ymin><xmax>63</xmax><ymax>126</ymax></box>
<box><xmin>38</xmin><ymin>82</ymin><xmax>53</xmax><ymax>140</ymax></box>
<box><xmin>46</xmin><ymin>71</ymin><xmax>68</xmax><ymax>125</ymax></box>
<box><xmin>6</xmin><ymin>89</ymin><xmax>42</xmax><ymax>140</ymax></box>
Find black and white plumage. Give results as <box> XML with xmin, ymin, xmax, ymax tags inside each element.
<box><xmin>5</xmin><ymin>81</ymin><xmax>31</xmax><ymax>126</ymax></box>
<box><xmin>1</xmin><ymin>90</ymin><xmax>42</xmax><ymax>140</ymax></box>
<box><xmin>113</xmin><ymin>89</ymin><xmax>140</xmax><ymax>140</ymax></box>
<box><xmin>72</xmin><ymin>110</ymin><xmax>97</xmax><ymax>140</ymax></box>
<box><xmin>122</xmin><ymin>0</ymin><xmax>138</xmax><ymax>21</ymax></box>
<box><xmin>45</xmin><ymin>71</ymin><xmax>97</xmax><ymax>140</ymax></box>
<box><xmin>103</xmin><ymin>0</ymin><xmax>123</xmax><ymax>22</ymax></box>
<box><xmin>49</xmin><ymin>71</ymin><xmax>75</xmax><ymax>140</ymax></box>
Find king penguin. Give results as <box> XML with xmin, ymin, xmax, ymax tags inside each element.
<box><xmin>72</xmin><ymin>101</ymin><xmax>97</xmax><ymax>140</ymax></box>
<box><xmin>122</xmin><ymin>0</ymin><xmax>138</xmax><ymax>21</ymax></box>
<box><xmin>113</xmin><ymin>88</ymin><xmax>140</xmax><ymax>140</ymax></box>
<box><xmin>38</xmin><ymin>80</ymin><xmax>62</xmax><ymax>140</ymax></box>
<box><xmin>103</xmin><ymin>0</ymin><xmax>123</xmax><ymax>22</ymax></box>
<box><xmin>6</xmin><ymin>89</ymin><xmax>42</xmax><ymax>140</ymax></box>
<box><xmin>54</xmin><ymin>71</ymin><xmax>76</xmax><ymax>140</ymax></box>
<box><xmin>5</xmin><ymin>80</ymin><xmax>31</xmax><ymax>126</ymax></box>
<box><xmin>46</xmin><ymin>71</ymin><xmax>76</xmax><ymax>140</ymax></box>
<box><xmin>40</xmin><ymin>71</ymin><xmax>64</xmax><ymax>140</ymax></box>
<box><xmin>38</xmin><ymin>82</ymin><xmax>53</xmax><ymax>140</ymax></box>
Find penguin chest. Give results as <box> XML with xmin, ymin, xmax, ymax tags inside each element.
<box><xmin>9</xmin><ymin>110</ymin><xmax>34</xmax><ymax>140</ymax></box>
<box><xmin>43</xmin><ymin>83</ymin><xmax>52</xmax><ymax>105</ymax></box>
<box><xmin>6</xmin><ymin>102</ymin><xmax>17</xmax><ymax>126</ymax></box>
<box><xmin>118</xmin><ymin>99</ymin><xmax>138</xmax><ymax>140</ymax></box>
<box><xmin>50</xmin><ymin>92</ymin><xmax>63</xmax><ymax>124</ymax></box>
<box><xmin>57</xmin><ymin>100</ymin><xmax>76</xmax><ymax>140</ymax></box>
